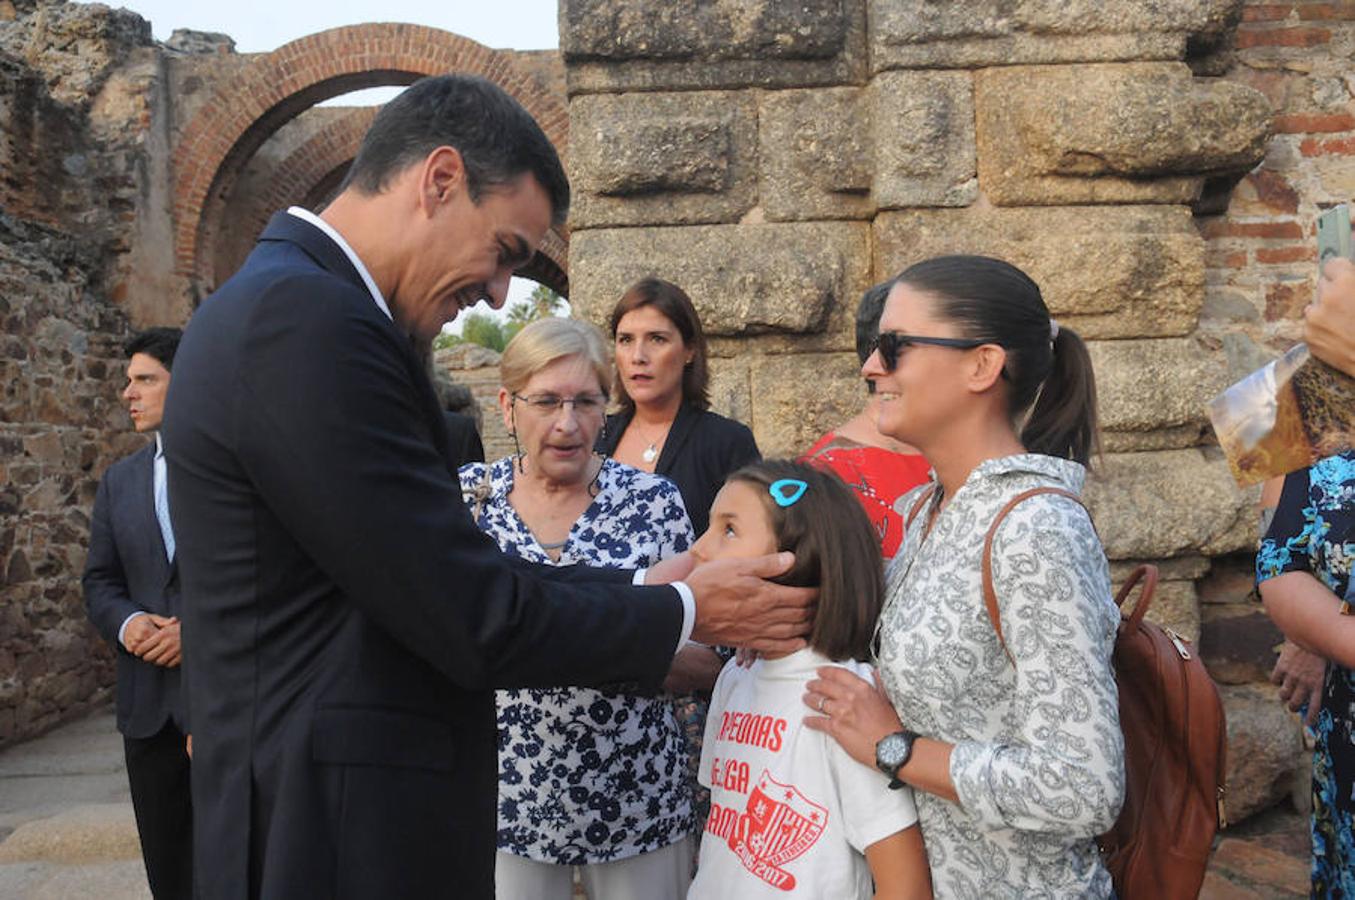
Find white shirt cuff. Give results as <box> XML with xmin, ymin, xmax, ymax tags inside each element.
<box><xmin>671</xmin><ymin>581</ymin><xmax>696</xmax><ymax>654</ymax></box>
<box><xmin>633</xmin><ymin>569</ymin><xmax>696</xmax><ymax>658</ymax></box>
<box><xmin>117</xmin><ymin>611</ymin><xmax>147</xmax><ymax>649</ymax></box>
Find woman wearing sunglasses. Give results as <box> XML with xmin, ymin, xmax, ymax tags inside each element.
<box><xmin>802</xmin><ymin>255</ymin><xmax>1125</xmax><ymax>898</ymax></box>
<box><xmin>802</xmin><ymin>280</ymin><xmax>932</xmax><ymax>561</ymax></box>
<box><xmin>458</xmin><ymin>317</ymin><xmax>698</xmax><ymax>900</ymax></box>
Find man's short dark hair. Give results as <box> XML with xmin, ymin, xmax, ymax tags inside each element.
<box><xmin>338</xmin><ymin>74</ymin><xmax>570</xmax><ymax>227</ymax></box>
<box><xmin>855</xmin><ymin>281</ymin><xmax>893</xmax><ymax>394</ymax></box>
<box><xmin>854</xmin><ymin>280</ymin><xmax>894</xmax><ymax>365</ymax></box>
<box><xmin>124</xmin><ymin>327</ymin><xmax>183</xmax><ymax>371</ymax></box>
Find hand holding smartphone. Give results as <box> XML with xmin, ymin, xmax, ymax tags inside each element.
<box><xmin>1317</xmin><ymin>203</ymin><xmax>1353</xmax><ymax>267</ymax></box>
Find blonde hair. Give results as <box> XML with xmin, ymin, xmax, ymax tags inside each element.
<box><xmin>500</xmin><ymin>317</ymin><xmax>611</xmax><ymax>396</ymax></box>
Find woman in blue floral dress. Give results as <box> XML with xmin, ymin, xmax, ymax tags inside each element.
<box><xmin>459</xmin><ymin>317</ymin><xmax>696</xmax><ymax>900</ymax></box>
<box><xmin>1258</xmin><ymin>451</ymin><xmax>1355</xmax><ymax>896</ymax></box>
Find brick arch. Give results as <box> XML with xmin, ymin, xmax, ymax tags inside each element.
<box><xmin>172</xmin><ymin>23</ymin><xmax>570</xmax><ymax>300</ymax></box>
<box><xmin>233</xmin><ymin>107</ymin><xmax>379</xmax><ymax>278</ymax></box>
<box><xmin>233</xmin><ymin>104</ymin><xmax>569</xmax><ymax>296</ymax></box>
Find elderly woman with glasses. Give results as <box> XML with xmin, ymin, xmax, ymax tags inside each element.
<box><xmin>458</xmin><ymin>317</ymin><xmax>697</xmax><ymax>900</ymax></box>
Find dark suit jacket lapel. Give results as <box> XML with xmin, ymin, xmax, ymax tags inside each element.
<box><xmin>258</xmin><ymin>212</ymin><xmax>451</xmax><ymax>472</ymax></box>
<box><xmin>129</xmin><ymin>445</ymin><xmax>172</xmax><ymax>585</ymax></box>
<box><xmin>258</xmin><ymin>211</ymin><xmax>366</xmax><ymax>293</ymax></box>
<box><xmin>599</xmin><ymin>409</ymin><xmax>631</xmax><ymax>456</ymax></box>
<box><xmin>655</xmin><ymin>405</ymin><xmax>699</xmax><ymax>476</ymax></box>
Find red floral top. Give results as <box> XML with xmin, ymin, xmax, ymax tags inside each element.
<box><xmin>801</xmin><ymin>432</ymin><xmax>931</xmax><ymax>560</ymax></box>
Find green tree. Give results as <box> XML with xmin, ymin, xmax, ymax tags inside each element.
<box><xmin>459</xmin><ymin>311</ymin><xmax>511</xmax><ymax>353</ymax></box>
<box><xmin>450</xmin><ymin>285</ymin><xmax>567</xmax><ymax>353</ymax></box>
<box><xmin>432</xmin><ymin>331</ymin><xmax>463</xmax><ymax>351</ymax></box>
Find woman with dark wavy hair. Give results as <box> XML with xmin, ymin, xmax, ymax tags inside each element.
<box><xmin>595</xmin><ymin>276</ymin><xmax>762</xmax><ymax>843</ymax></box>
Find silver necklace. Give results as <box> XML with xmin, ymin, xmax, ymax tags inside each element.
<box><xmin>635</xmin><ymin>420</ymin><xmax>670</xmax><ymax>464</ymax></box>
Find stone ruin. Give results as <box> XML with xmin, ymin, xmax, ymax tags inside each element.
<box><xmin>3</xmin><ymin>0</ymin><xmax>1354</xmax><ymax>831</ymax></box>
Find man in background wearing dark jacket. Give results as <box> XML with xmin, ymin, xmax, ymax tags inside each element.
<box><xmin>83</xmin><ymin>326</ymin><xmax>191</xmax><ymax>899</ymax></box>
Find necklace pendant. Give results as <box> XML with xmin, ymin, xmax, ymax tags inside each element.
<box><xmin>642</xmin><ymin>443</ymin><xmax>658</xmax><ymax>464</ymax></box>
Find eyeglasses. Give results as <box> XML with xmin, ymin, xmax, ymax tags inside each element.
<box><xmin>511</xmin><ymin>393</ymin><xmax>608</xmax><ymax>416</ymax></box>
<box><xmin>870</xmin><ymin>331</ymin><xmax>987</xmax><ymax>372</ymax></box>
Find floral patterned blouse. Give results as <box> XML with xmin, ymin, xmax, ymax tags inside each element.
<box><xmin>458</xmin><ymin>456</ymin><xmax>695</xmax><ymax>865</ymax></box>
<box><xmin>1257</xmin><ymin>451</ymin><xmax>1355</xmax><ymax>896</ymax></box>
<box><xmin>874</xmin><ymin>454</ymin><xmax>1124</xmax><ymax>899</ymax></box>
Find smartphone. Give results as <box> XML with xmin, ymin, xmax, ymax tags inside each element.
<box><xmin>1317</xmin><ymin>203</ymin><xmax>1353</xmax><ymax>266</ymax></box>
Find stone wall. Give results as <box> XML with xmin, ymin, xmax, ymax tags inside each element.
<box><xmin>557</xmin><ymin>0</ymin><xmax>1340</xmax><ymax>827</ymax></box>
<box><xmin>0</xmin><ymin>0</ymin><xmax>161</xmax><ymax>744</ymax></box>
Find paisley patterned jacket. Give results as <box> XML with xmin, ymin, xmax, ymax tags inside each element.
<box><xmin>875</xmin><ymin>454</ymin><xmax>1124</xmax><ymax>899</ymax></box>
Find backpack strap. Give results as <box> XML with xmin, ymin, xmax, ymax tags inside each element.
<box><xmin>1115</xmin><ymin>563</ymin><xmax>1159</xmax><ymax>632</ymax></box>
<box><xmin>980</xmin><ymin>486</ymin><xmax>1085</xmax><ymax>664</ymax></box>
<box><xmin>904</xmin><ymin>483</ymin><xmax>939</xmax><ymax>533</ymax></box>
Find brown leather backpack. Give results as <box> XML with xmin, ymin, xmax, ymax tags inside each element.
<box><xmin>908</xmin><ymin>485</ymin><xmax>1229</xmax><ymax>899</ymax></box>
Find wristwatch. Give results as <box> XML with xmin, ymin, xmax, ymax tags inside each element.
<box><xmin>875</xmin><ymin>730</ymin><xmax>919</xmax><ymax>790</ymax></box>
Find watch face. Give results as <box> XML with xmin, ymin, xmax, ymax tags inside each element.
<box><xmin>877</xmin><ymin>732</ymin><xmax>913</xmax><ymax>772</ymax></box>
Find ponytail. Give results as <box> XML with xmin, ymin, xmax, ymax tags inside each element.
<box><xmin>1021</xmin><ymin>326</ymin><xmax>1100</xmax><ymax>466</ymax></box>
<box><xmin>895</xmin><ymin>255</ymin><xmax>1101</xmax><ymax>467</ymax></box>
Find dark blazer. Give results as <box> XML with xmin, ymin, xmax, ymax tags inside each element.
<box><xmin>443</xmin><ymin>411</ymin><xmax>485</xmax><ymax>467</ymax></box>
<box><xmin>83</xmin><ymin>443</ymin><xmax>183</xmax><ymax>740</ymax></box>
<box><xmin>161</xmin><ymin>212</ymin><xmax>683</xmax><ymax>900</ymax></box>
<box><xmin>599</xmin><ymin>404</ymin><xmax>760</xmax><ymax>537</ymax></box>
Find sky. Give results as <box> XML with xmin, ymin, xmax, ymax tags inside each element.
<box><xmin>110</xmin><ymin>0</ymin><xmax>560</xmax><ymax>53</ymax></box>
<box><xmin>107</xmin><ymin>0</ymin><xmax>563</xmax><ymax>331</ymax></box>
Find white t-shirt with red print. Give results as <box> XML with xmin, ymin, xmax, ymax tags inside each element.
<box><xmin>689</xmin><ymin>649</ymin><xmax>921</xmax><ymax>899</ymax></box>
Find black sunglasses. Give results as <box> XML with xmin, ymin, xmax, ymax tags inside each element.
<box><xmin>870</xmin><ymin>331</ymin><xmax>987</xmax><ymax>371</ymax></box>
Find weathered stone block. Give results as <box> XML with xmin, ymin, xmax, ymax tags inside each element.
<box><xmin>976</xmin><ymin>63</ymin><xmax>1272</xmax><ymax>206</ymax></box>
<box><xmin>570</xmin><ymin>223</ymin><xmax>871</xmax><ymax>352</ymax></box>
<box><xmin>0</xmin><ymin>2</ymin><xmax>153</xmax><ymax>108</ymax></box>
<box><xmin>759</xmin><ymin>88</ymin><xmax>874</xmax><ymax>222</ymax></box>
<box><xmin>748</xmin><ymin>352</ymin><xmax>864</xmax><ymax>458</ymax></box>
<box><xmin>870</xmin><ymin>70</ymin><xmax>977</xmax><ymax>209</ymax></box>
<box><xmin>1089</xmin><ymin>338</ymin><xmax>1230</xmax><ymax>448</ymax></box>
<box><xmin>1220</xmin><ymin>683</ymin><xmax>1305</xmax><ymax>824</ymax></box>
<box><xmin>561</xmin><ymin>0</ymin><xmax>866</xmax><ymax>94</ymax></box>
<box><xmin>1110</xmin><ymin>555</ymin><xmax>1211</xmax><ymax>583</ymax></box>
<box><xmin>873</xmin><ymin>206</ymin><xmax>1205</xmax><ymax>339</ymax></box>
<box><xmin>1101</xmin><ymin>426</ymin><xmax>1211</xmax><ymax>454</ymax></box>
<box><xmin>1083</xmin><ymin>448</ymin><xmax>1258</xmax><ymax>560</ymax></box>
<box><xmin>869</xmin><ymin>0</ymin><xmax>1241</xmax><ymax>71</ymax></box>
<box><xmin>1200</xmin><ymin>606</ymin><xmax>1283</xmax><ymax>685</ymax></box>
<box><xmin>569</xmin><ymin>92</ymin><xmax>756</xmax><ymax>228</ymax></box>
<box><xmin>1198</xmin><ymin>556</ymin><xmax>1259</xmax><ymax>605</ymax></box>
<box><xmin>707</xmin><ymin>358</ymin><xmax>753</xmax><ymax>428</ymax></box>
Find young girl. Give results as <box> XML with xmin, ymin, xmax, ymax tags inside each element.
<box><xmin>686</xmin><ymin>460</ymin><xmax>933</xmax><ymax>900</ymax></box>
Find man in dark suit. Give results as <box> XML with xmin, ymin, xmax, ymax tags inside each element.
<box><xmin>433</xmin><ymin>372</ymin><xmax>485</xmax><ymax>466</ymax></box>
<box><xmin>162</xmin><ymin>75</ymin><xmax>811</xmax><ymax>900</ymax></box>
<box><xmin>83</xmin><ymin>326</ymin><xmax>192</xmax><ymax>900</ymax></box>
<box><xmin>443</xmin><ymin>410</ymin><xmax>485</xmax><ymax>466</ymax></box>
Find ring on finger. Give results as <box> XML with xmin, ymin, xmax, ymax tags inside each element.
<box><xmin>817</xmin><ymin>696</ymin><xmax>828</xmax><ymax>714</ymax></box>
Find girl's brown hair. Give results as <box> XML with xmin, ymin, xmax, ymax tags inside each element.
<box><xmin>608</xmin><ymin>277</ymin><xmax>711</xmax><ymax>413</ymax></box>
<box><xmin>726</xmin><ymin>459</ymin><xmax>885</xmax><ymax>662</ymax></box>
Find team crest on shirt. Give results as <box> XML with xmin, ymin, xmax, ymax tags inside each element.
<box><xmin>728</xmin><ymin>770</ymin><xmax>827</xmax><ymax>891</ymax></box>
